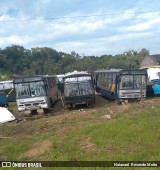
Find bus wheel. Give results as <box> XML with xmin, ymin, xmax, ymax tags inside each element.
<box><xmin>67</xmin><ymin>104</ymin><xmax>73</xmax><ymax>110</ymax></box>
<box><xmin>115</xmin><ymin>100</ymin><xmax>120</xmax><ymax>104</ymax></box>
<box><xmin>124</xmin><ymin>99</ymin><xmax>128</xmax><ymax>104</ymax></box>
<box><xmin>43</xmin><ymin>108</ymin><xmax>49</xmax><ymax>114</ymax></box>
<box><xmin>87</xmin><ymin>102</ymin><xmax>94</xmax><ymax>108</ymax></box>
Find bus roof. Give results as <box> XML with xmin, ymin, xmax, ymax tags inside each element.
<box><xmin>94</xmin><ymin>69</ymin><xmax>122</xmax><ymax>73</ymax></box>
<box><xmin>63</xmin><ymin>71</ymin><xmax>91</xmax><ymax>78</ymax></box>
<box><xmin>0</xmin><ymin>80</ymin><xmax>13</xmax><ymax>84</ymax></box>
<box><xmin>94</xmin><ymin>69</ymin><xmax>147</xmax><ymax>75</ymax></box>
<box><xmin>65</xmin><ymin>71</ymin><xmax>88</xmax><ymax>76</ymax></box>
<box><xmin>13</xmin><ymin>75</ymin><xmax>57</xmax><ymax>83</ymax></box>
<box><xmin>57</xmin><ymin>74</ymin><xmax>65</xmax><ymax>78</ymax></box>
<box><xmin>64</xmin><ymin>73</ymin><xmax>92</xmax><ymax>79</ymax></box>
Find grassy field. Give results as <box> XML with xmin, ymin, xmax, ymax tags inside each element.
<box><xmin>0</xmin><ymin>95</ymin><xmax>160</xmax><ymax>169</ymax></box>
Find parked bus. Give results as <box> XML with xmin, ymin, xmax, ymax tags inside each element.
<box><xmin>94</xmin><ymin>69</ymin><xmax>147</xmax><ymax>103</ymax></box>
<box><xmin>13</xmin><ymin>75</ymin><xmax>59</xmax><ymax>113</ymax></box>
<box><xmin>151</xmin><ymin>79</ymin><xmax>160</xmax><ymax>95</ymax></box>
<box><xmin>0</xmin><ymin>80</ymin><xmax>16</xmax><ymax>102</ymax></box>
<box><xmin>62</xmin><ymin>71</ymin><xmax>95</xmax><ymax>108</ymax></box>
<box><xmin>147</xmin><ymin>67</ymin><xmax>160</xmax><ymax>96</ymax></box>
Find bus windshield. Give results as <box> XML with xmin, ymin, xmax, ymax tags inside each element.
<box><xmin>0</xmin><ymin>81</ymin><xmax>13</xmax><ymax>90</ymax></box>
<box><xmin>120</xmin><ymin>75</ymin><xmax>146</xmax><ymax>89</ymax></box>
<box><xmin>15</xmin><ymin>81</ymin><xmax>46</xmax><ymax>99</ymax></box>
<box><xmin>151</xmin><ymin>79</ymin><xmax>160</xmax><ymax>85</ymax></box>
<box><xmin>64</xmin><ymin>76</ymin><xmax>94</xmax><ymax>96</ymax></box>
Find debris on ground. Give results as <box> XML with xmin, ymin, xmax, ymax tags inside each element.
<box><xmin>0</xmin><ymin>107</ymin><xmax>15</xmax><ymax>123</ymax></box>
<box><xmin>101</xmin><ymin>114</ymin><xmax>111</xmax><ymax>119</ymax></box>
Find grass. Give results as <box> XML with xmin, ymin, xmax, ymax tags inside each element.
<box><xmin>0</xmin><ymin>96</ymin><xmax>160</xmax><ymax>169</ymax></box>
<box><xmin>48</xmin><ymin>109</ymin><xmax>160</xmax><ymax>161</ymax></box>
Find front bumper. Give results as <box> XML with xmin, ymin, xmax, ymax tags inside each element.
<box><xmin>64</xmin><ymin>94</ymin><xmax>95</xmax><ymax>105</ymax></box>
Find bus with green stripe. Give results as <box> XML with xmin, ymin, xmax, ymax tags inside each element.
<box><xmin>94</xmin><ymin>69</ymin><xmax>147</xmax><ymax>103</ymax></box>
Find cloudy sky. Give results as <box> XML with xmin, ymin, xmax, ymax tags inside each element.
<box><xmin>0</xmin><ymin>0</ymin><xmax>160</xmax><ymax>56</ymax></box>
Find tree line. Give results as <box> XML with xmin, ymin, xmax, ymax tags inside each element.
<box><xmin>0</xmin><ymin>45</ymin><xmax>149</xmax><ymax>80</ymax></box>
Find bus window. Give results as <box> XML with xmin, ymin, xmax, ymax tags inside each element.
<box><xmin>141</xmin><ymin>75</ymin><xmax>146</xmax><ymax>87</ymax></box>
<box><xmin>113</xmin><ymin>73</ymin><xmax>117</xmax><ymax>83</ymax></box>
<box><xmin>15</xmin><ymin>83</ymin><xmax>30</xmax><ymax>98</ymax></box>
<box><xmin>0</xmin><ymin>84</ymin><xmax>4</xmax><ymax>90</ymax></box>
<box><xmin>99</xmin><ymin>74</ymin><xmax>101</xmax><ymax>81</ymax></box>
<box><xmin>152</xmin><ymin>79</ymin><xmax>160</xmax><ymax>85</ymax></box>
<box><xmin>110</xmin><ymin>73</ymin><xmax>113</xmax><ymax>84</ymax></box>
<box><xmin>105</xmin><ymin>73</ymin><xmax>107</xmax><ymax>80</ymax></box>
<box><xmin>108</xmin><ymin>73</ymin><xmax>111</xmax><ymax>84</ymax></box>
<box><xmin>15</xmin><ymin>81</ymin><xmax>46</xmax><ymax>98</ymax></box>
<box><xmin>30</xmin><ymin>81</ymin><xmax>46</xmax><ymax>97</ymax></box>
<box><xmin>4</xmin><ymin>83</ymin><xmax>11</xmax><ymax>89</ymax></box>
<box><xmin>134</xmin><ymin>75</ymin><xmax>146</xmax><ymax>89</ymax></box>
<box><xmin>157</xmin><ymin>72</ymin><xmax>160</xmax><ymax>78</ymax></box>
<box><xmin>121</xmin><ymin>76</ymin><xmax>133</xmax><ymax>89</ymax></box>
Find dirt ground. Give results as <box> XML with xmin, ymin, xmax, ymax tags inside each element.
<box><xmin>21</xmin><ymin>140</ymin><xmax>51</xmax><ymax>158</ymax></box>
<box><xmin>10</xmin><ymin>94</ymin><xmax>160</xmax><ymax>121</ymax></box>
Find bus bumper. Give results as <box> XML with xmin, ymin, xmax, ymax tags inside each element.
<box><xmin>64</xmin><ymin>95</ymin><xmax>95</xmax><ymax>105</ymax></box>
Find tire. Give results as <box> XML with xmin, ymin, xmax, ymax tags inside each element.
<box><xmin>43</xmin><ymin>108</ymin><xmax>49</xmax><ymax>114</ymax></box>
<box><xmin>87</xmin><ymin>102</ymin><xmax>94</xmax><ymax>108</ymax></box>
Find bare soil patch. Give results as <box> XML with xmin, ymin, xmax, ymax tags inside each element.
<box><xmin>22</xmin><ymin>140</ymin><xmax>51</xmax><ymax>158</ymax></box>
<box><xmin>79</xmin><ymin>136</ymin><xmax>95</xmax><ymax>150</ymax></box>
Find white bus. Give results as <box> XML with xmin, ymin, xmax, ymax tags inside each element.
<box><xmin>13</xmin><ymin>75</ymin><xmax>59</xmax><ymax>113</ymax></box>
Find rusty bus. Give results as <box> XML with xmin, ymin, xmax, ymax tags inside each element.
<box><xmin>13</xmin><ymin>75</ymin><xmax>59</xmax><ymax>114</ymax></box>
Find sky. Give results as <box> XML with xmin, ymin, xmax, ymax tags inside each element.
<box><xmin>0</xmin><ymin>0</ymin><xmax>160</xmax><ymax>56</ymax></box>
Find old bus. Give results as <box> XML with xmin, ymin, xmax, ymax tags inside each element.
<box><xmin>147</xmin><ymin>67</ymin><xmax>160</xmax><ymax>96</ymax></box>
<box><xmin>62</xmin><ymin>71</ymin><xmax>95</xmax><ymax>108</ymax></box>
<box><xmin>0</xmin><ymin>80</ymin><xmax>16</xmax><ymax>102</ymax></box>
<box><xmin>13</xmin><ymin>75</ymin><xmax>59</xmax><ymax>113</ymax></box>
<box><xmin>94</xmin><ymin>69</ymin><xmax>147</xmax><ymax>103</ymax></box>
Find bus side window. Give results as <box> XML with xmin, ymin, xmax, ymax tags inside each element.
<box><xmin>103</xmin><ymin>73</ymin><xmax>106</xmax><ymax>82</ymax></box>
<box><xmin>105</xmin><ymin>73</ymin><xmax>107</xmax><ymax>82</ymax></box>
<box><xmin>101</xmin><ymin>73</ymin><xmax>102</xmax><ymax>81</ymax></box>
<box><xmin>0</xmin><ymin>83</ymin><xmax>3</xmax><ymax>90</ymax></box>
<box><xmin>110</xmin><ymin>73</ymin><xmax>113</xmax><ymax>84</ymax></box>
<box><xmin>113</xmin><ymin>73</ymin><xmax>116</xmax><ymax>83</ymax></box>
<box><xmin>98</xmin><ymin>74</ymin><xmax>100</xmax><ymax>81</ymax></box>
<box><xmin>99</xmin><ymin>73</ymin><xmax>101</xmax><ymax>81</ymax></box>
<box><xmin>102</xmin><ymin>73</ymin><xmax>104</xmax><ymax>82</ymax></box>
<box><xmin>108</xmin><ymin>73</ymin><xmax>111</xmax><ymax>84</ymax></box>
